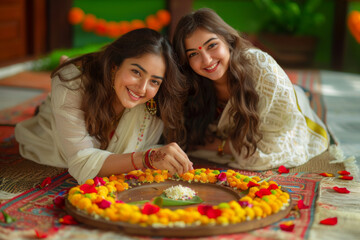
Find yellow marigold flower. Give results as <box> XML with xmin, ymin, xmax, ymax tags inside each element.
<box><xmin>253</xmin><ymin>206</ymin><xmax>263</xmax><ymax>218</ymax></box>
<box><xmin>69</xmin><ymin>193</ymin><xmax>83</xmax><ymax>205</ymax></box>
<box><xmin>140</xmin><ymin>214</ymin><xmax>149</xmax><ymax>223</ymax></box>
<box><xmin>282</xmin><ymin>192</ymin><xmax>290</xmax><ymax>199</ymax></box>
<box><xmin>118</xmin><ymin>209</ymin><xmax>131</xmax><ymax>222</ymax></box>
<box><xmin>207</xmin><ymin>173</ymin><xmax>217</xmax><ymax>183</ymax></box>
<box><xmin>69</xmin><ymin>187</ymin><xmax>81</xmax><ymax>195</ymax></box>
<box><xmin>105</xmin><ymin>196</ymin><xmax>115</xmax><ymax>204</ymax></box>
<box><xmin>105</xmin><ymin>208</ymin><xmax>118</xmax><ymax>221</ymax></box>
<box><xmin>77</xmin><ymin>197</ymin><xmax>92</xmax><ymax>210</ymax></box>
<box><xmin>158</xmin><ymin>208</ymin><xmax>171</xmax><ymax>219</ymax></box>
<box><xmin>193</xmin><ymin>175</ymin><xmax>201</xmax><ymax>182</ymax></box>
<box><xmin>159</xmin><ymin>217</ymin><xmax>169</xmax><ymax>225</ymax></box>
<box><xmin>238</xmin><ymin>182</ymin><xmax>248</xmax><ymax>191</ymax></box>
<box><xmin>138</xmin><ymin>175</ymin><xmax>146</xmax><ymax>182</ymax></box>
<box><xmin>145</xmin><ymin>174</ymin><xmax>154</xmax><ymax>182</ymax></box>
<box><xmin>169</xmin><ymin>212</ymin><xmax>180</xmax><ymax>222</ymax></box>
<box><xmin>154</xmin><ymin>174</ymin><xmax>164</xmax><ymax>183</ymax></box>
<box><xmin>94</xmin><ymin>195</ymin><xmax>104</xmax><ymax>203</ymax></box>
<box><xmin>244</xmin><ymin>207</ymin><xmax>255</xmax><ymax>220</ymax></box>
<box><xmin>108</xmin><ymin>175</ymin><xmax>117</xmax><ymax>181</ymax></box>
<box><xmin>182</xmin><ymin>212</ymin><xmax>195</xmax><ymax>224</ymax></box>
<box><xmin>230</xmin><ymin>215</ymin><xmax>241</xmax><ymax>224</ymax></box>
<box><xmin>129</xmin><ymin>211</ymin><xmax>142</xmax><ymax>224</ymax></box>
<box><xmin>278</xmin><ymin>195</ymin><xmax>289</xmax><ymax>204</ymax></box>
<box><xmin>182</xmin><ymin>172</ymin><xmax>194</xmax><ymax>182</ymax></box>
<box><xmin>97</xmin><ymin>186</ymin><xmax>108</xmax><ymax>196</ymax></box>
<box><xmin>200</xmin><ymin>173</ymin><xmax>208</xmax><ymax>183</ymax></box>
<box><xmin>85</xmin><ymin>179</ymin><xmax>94</xmax><ymax>185</ymax></box>
<box><xmin>221</xmin><ymin>208</ymin><xmax>235</xmax><ymax>219</ymax></box>
<box><xmin>252</xmin><ymin>176</ymin><xmax>261</xmax><ymax>182</ymax></box>
<box><xmin>259</xmin><ymin>201</ymin><xmax>272</xmax><ymax>216</ymax></box>
<box><xmin>229</xmin><ymin>200</ymin><xmax>241</xmax><ymax>210</ymax></box>
<box><xmin>106</xmin><ymin>184</ymin><xmax>116</xmax><ymax>193</ymax></box>
<box><xmin>87</xmin><ymin>203</ymin><xmax>100</xmax><ymax>214</ymax></box>
<box><xmin>94</xmin><ymin>208</ymin><xmax>104</xmax><ymax>216</ymax></box>
<box><xmin>115</xmin><ymin>183</ymin><xmax>125</xmax><ymax>192</ymax></box>
<box><xmin>239</xmin><ymin>196</ymin><xmax>253</xmax><ymax>203</ymax></box>
<box><xmin>269</xmin><ymin>202</ymin><xmax>280</xmax><ymax>213</ymax></box>
<box><xmin>199</xmin><ymin>215</ymin><xmax>210</xmax><ymax>225</ymax></box>
<box><xmin>229</xmin><ymin>181</ymin><xmax>237</xmax><ymax>188</ymax></box>
<box><xmin>268</xmin><ymin>181</ymin><xmax>278</xmax><ymax>186</ymax></box>
<box><xmin>147</xmin><ymin>214</ymin><xmax>159</xmax><ymax>225</ymax></box>
<box><xmin>217</xmin><ymin>216</ymin><xmax>229</xmax><ymax>225</ymax></box>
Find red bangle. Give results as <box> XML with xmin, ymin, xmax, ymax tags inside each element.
<box><xmin>131</xmin><ymin>152</ymin><xmax>138</xmax><ymax>170</ymax></box>
<box><xmin>148</xmin><ymin>149</ymin><xmax>158</xmax><ymax>170</ymax></box>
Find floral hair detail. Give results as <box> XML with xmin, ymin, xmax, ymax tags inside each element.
<box><xmin>338</xmin><ymin>175</ymin><xmax>353</xmax><ymax>180</ymax></box>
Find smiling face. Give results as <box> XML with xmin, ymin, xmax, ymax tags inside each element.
<box><xmin>112</xmin><ymin>53</ymin><xmax>165</xmax><ymax>114</ymax></box>
<box><xmin>185</xmin><ymin>28</ymin><xmax>230</xmax><ymax>84</ymax></box>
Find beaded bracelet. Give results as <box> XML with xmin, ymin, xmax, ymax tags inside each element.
<box><xmin>130</xmin><ymin>152</ymin><xmax>138</xmax><ymax>170</ymax></box>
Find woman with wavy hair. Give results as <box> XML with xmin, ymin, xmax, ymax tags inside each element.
<box><xmin>172</xmin><ymin>8</ymin><xmax>329</xmax><ymax>170</ymax></box>
<box><xmin>15</xmin><ymin>28</ymin><xmax>192</xmax><ymax>184</ymax></box>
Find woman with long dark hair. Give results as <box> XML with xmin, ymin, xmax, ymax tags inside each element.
<box><xmin>173</xmin><ymin>8</ymin><xmax>329</xmax><ymax>170</ymax></box>
<box><xmin>15</xmin><ymin>28</ymin><xmax>192</xmax><ymax>184</ymax></box>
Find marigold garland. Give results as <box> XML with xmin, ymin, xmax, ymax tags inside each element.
<box><xmin>68</xmin><ymin>7</ymin><xmax>171</xmax><ymax>39</ymax></box>
<box><xmin>67</xmin><ymin>169</ymin><xmax>291</xmax><ymax>228</ymax></box>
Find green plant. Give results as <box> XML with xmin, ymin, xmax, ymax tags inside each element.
<box><xmin>254</xmin><ymin>0</ymin><xmax>325</xmax><ymax>35</ymax></box>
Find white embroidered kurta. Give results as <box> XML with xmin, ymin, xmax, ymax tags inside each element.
<box><xmin>15</xmin><ymin>64</ymin><xmax>164</xmax><ymax>184</ymax></box>
<box><xmin>188</xmin><ymin>49</ymin><xmax>329</xmax><ymax>170</ymax></box>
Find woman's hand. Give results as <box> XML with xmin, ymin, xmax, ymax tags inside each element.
<box><xmin>150</xmin><ymin>142</ymin><xmax>193</xmax><ymax>176</ymax></box>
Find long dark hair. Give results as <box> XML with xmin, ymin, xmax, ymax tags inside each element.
<box><xmin>172</xmin><ymin>8</ymin><xmax>261</xmax><ymax>157</ymax></box>
<box><xmin>52</xmin><ymin>28</ymin><xmax>187</xmax><ymax>149</ymax></box>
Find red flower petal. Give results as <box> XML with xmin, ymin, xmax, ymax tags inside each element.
<box><xmin>319</xmin><ymin>172</ymin><xmax>334</xmax><ymax>177</ymax></box>
<box><xmin>141</xmin><ymin>203</ymin><xmax>160</xmax><ymax>215</ymax></box>
<box><xmin>217</xmin><ymin>172</ymin><xmax>227</xmax><ymax>181</ymax></box>
<box><xmin>40</xmin><ymin>177</ymin><xmax>52</xmax><ymax>188</ymax></box>
<box><xmin>96</xmin><ymin>199</ymin><xmax>112</xmax><ymax>209</ymax></box>
<box><xmin>333</xmin><ymin>186</ymin><xmax>350</xmax><ymax>194</ymax></box>
<box><xmin>94</xmin><ymin>176</ymin><xmax>106</xmax><ymax>186</ymax></box>
<box><xmin>297</xmin><ymin>200</ymin><xmax>309</xmax><ymax>209</ymax></box>
<box><xmin>80</xmin><ymin>184</ymin><xmax>97</xmax><ymax>193</ymax></box>
<box><xmin>255</xmin><ymin>188</ymin><xmax>272</xmax><ymax>198</ymax></box>
<box><xmin>206</xmin><ymin>208</ymin><xmax>222</xmax><ymax>219</ymax></box>
<box><xmin>320</xmin><ymin>217</ymin><xmax>337</xmax><ymax>225</ymax></box>
<box><xmin>53</xmin><ymin>196</ymin><xmax>65</xmax><ymax>208</ymax></box>
<box><xmin>35</xmin><ymin>230</ymin><xmax>48</xmax><ymax>239</ymax></box>
<box><xmin>337</xmin><ymin>170</ymin><xmax>350</xmax><ymax>176</ymax></box>
<box><xmin>247</xmin><ymin>181</ymin><xmax>260</xmax><ymax>188</ymax></box>
<box><xmin>338</xmin><ymin>175</ymin><xmax>353</xmax><ymax>180</ymax></box>
<box><xmin>59</xmin><ymin>215</ymin><xmax>78</xmax><ymax>225</ymax></box>
<box><xmin>279</xmin><ymin>221</ymin><xmax>295</xmax><ymax>232</ymax></box>
<box><xmin>267</xmin><ymin>184</ymin><xmax>279</xmax><ymax>190</ymax></box>
<box><xmin>278</xmin><ymin>165</ymin><xmax>289</xmax><ymax>174</ymax></box>
<box><xmin>125</xmin><ymin>174</ymin><xmax>139</xmax><ymax>180</ymax></box>
<box><xmin>198</xmin><ymin>205</ymin><xmax>213</xmax><ymax>215</ymax></box>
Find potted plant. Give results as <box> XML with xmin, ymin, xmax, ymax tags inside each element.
<box><xmin>253</xmin><ymin>0</ymin><xmax>326</xmax><ymax>67</ymax></box>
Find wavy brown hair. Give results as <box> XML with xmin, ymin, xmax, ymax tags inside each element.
<box><xmin>51</xmin><ymin>28</ymin><xmax>187</xmax><ymax>149</ymax></box>
<box><xmin>172</xmin><ymin>8</ymin><xmax>262</xmax><ymax>157</ymax></box>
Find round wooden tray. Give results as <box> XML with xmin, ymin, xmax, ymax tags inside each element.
<box><xmin>65</xmin><ymin>180</ymin><xmax>292</xmax><ymax>237</ymax></box>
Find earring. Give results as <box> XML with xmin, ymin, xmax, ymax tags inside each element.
<box><xmin>146</xmin><ymin>98</ymin><xmax>157</xmax><ymax>115</ymax></box>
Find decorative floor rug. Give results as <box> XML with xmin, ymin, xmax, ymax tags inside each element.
<box><xmin>0</xmin><ymin>169</ymin><xmax>320</xmax><ymax>240</ymax></box>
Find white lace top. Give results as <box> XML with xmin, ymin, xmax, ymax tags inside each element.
<box><xmin>188</xmin><ymin>49</ymin><xmax>329</xmax><ymax>170</ymax></box>
<box><xmin>15</xmin><ymin>64</ymin><xmax>164</xmax><ymax>184</ymax></box>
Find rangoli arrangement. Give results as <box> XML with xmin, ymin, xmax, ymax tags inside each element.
<box><xmin>65</xmin><ymin>168</ymin><xmax>292</xmax><ymax>237</ymax></box>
